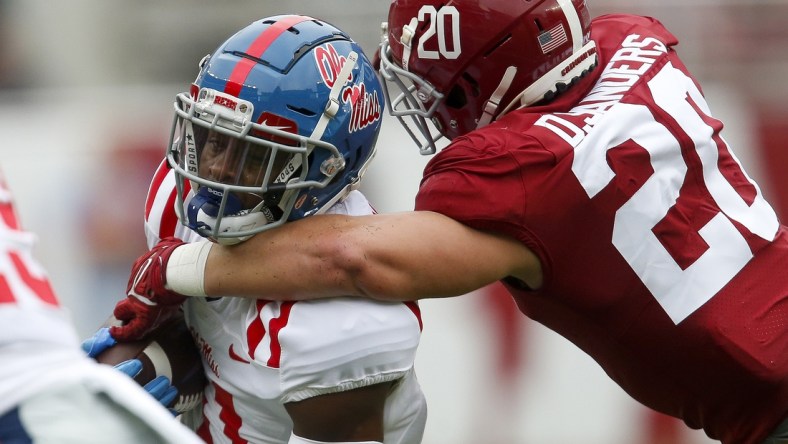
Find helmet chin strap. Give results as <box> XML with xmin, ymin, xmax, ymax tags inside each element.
<box><xmin>399</xmin><ymin>18</ymin><xmax>419</xmax><ymax>72</ymax></box>
<box><xmin>186</xmin><ymin>187</ymin><xmax>278</xmax><ymax>245</ymax></box>
<box><xmin>477</xmin><ymin>66</ymin><xmax>518</xmax><ymax>129</ymax></box>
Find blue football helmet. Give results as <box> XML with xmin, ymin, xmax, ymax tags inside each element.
<box><xmin>167</xmin><ymin>15</ymin><xmax>384</xmax><ymax>244</ymax></box>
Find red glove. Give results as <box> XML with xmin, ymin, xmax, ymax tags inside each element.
<box><xmin>110</xmin><ymin>297</ymin><xmax>181</xmax><ymax>341</ymax></box>
<box><xmin>110</xmin><ymin>237</ymin><xmax>188</xmax><ymax>341</ymax></box>
<box><xmin>126</xmin><ymin>237</ymin><xmax>188</xmax><ymax>305</ymax></box>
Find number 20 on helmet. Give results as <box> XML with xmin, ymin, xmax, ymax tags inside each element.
<box><xmin>379</xmin><ymin>0</ymin><xmax>596</xmax><ymax>154</ymax></box>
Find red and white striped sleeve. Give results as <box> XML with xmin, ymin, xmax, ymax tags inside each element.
<box><xmin>143</xmin><ymin>159</ymin><xmax>191</xmax><ymax>248</ymax></box>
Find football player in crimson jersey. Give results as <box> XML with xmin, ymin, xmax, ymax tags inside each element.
<box><xmin>0</xmin><ymin>168</ymin><xmax>203</xmax><ymax>444</ymax></box>
<box><xmin>99</xmin><ymin>15</ymin><xmax>427</xmax><ymax>444</ymax></box>
<box><xmin>116</xmin><ymin>1</ymin><xmax>788</xmax><ymax>443</ymax></box>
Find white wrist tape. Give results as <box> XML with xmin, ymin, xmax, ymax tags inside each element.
<box><xmin>288</xmin><ymin>433</ymin><xmax>381</xmax><ymax>444</ymax></box>
<box><xmin>165</xmin><ymin>241</ymin><xmax>212</xmax><ymax>297</ymax></box>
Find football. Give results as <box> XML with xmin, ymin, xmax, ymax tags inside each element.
<box><xmin>96</xmin><ymin>311</ymin><xmax>206</xmax><ymax>414</ymax></box>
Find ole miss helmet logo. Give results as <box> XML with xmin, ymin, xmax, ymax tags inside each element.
<box><xmin>314</xmin><ymin>43</ymin><xmax>381</xmax><ymax>133</ymax></box>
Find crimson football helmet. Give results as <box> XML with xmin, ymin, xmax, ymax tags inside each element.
<box><xmin>167</xmin><ymin>15</ymin><xmax>383</xmax><ymax>244</ymax></box>
<box><xmin>379</xmin><ymin>0</ymin><xmax>596</xmax><ymax>154</ymax></box>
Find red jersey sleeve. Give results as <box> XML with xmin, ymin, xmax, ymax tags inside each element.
<box><xmin>415</xmin><ymin>130</ymin><xmax>550</xmax><ymax>251</ymax></box>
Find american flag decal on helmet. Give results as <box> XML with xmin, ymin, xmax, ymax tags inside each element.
<box><xmin>538</xmin><ymin>23</ymin><xmax>568</xmax><ymax>54</ymax></box>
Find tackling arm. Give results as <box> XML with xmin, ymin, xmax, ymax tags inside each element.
<box><xmin>200</xmin><ymin>210</ymin><xmax>542</xmax><ymax>301</ymax></box>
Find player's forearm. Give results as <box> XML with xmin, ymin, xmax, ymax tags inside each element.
<box><xmin>167</xmin><ymin>211</ymin><xmax>536</xmax><ymax>301</ymax></box>
<box><xmin>163</xmin><ymin>214</ymin><xmax>392</xmax><ymax>301</ymax></box>
<box><xmin>200</xmin><ymin>213</ymin><xmax>422</xmax><ymax>301</ymax></box>
<box><xmin>166</xmin><ymin>244</ymin><xmax>353</xmax><ymax>301</ymax></box>
<box><xmin>164</xmin><ymin>216</ymin><xmax>362</xmax><ymax>301</ymax></box>
<box><xmin>202</xmin><ymin>229</ymin><xmax>364</xmax><ymax>301</ymax></box>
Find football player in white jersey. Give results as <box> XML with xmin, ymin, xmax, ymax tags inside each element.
<box><xmin>93</xmin><ymin>15</ymin><xmax>427</xmax><ymax>444</ymax></box>
<box><xmin>0</xmin><ymin>168</ymin><xmax>203</xmax><ymax>444</ymax></box>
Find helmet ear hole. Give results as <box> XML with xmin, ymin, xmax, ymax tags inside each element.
<box><xmin>446</xmin><ymin>73</ymin><xmax>480</xmax><ymax>110</ymax></box>
<box><xmin>445</xmin><ymin>85</ymin><xmax>468</xmax><ymax>109</ymax></box>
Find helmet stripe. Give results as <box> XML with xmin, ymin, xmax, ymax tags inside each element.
<box><xmin>225</xmin><ymin>15</ymin><xmax>314</xmax><ymax>97</ymax></box>
<box><xmin>556</xmin><ymin>0</ymin><xmax>583</xmax><ymax>51</ymax></box>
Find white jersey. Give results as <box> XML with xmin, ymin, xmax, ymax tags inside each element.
<box><xmin>145</xmin><ymin>161</ymin><xmax>427</xmax><ymax>444</ymax></box>
<box><xmin>0</xmin><ymin>169</ymin><xmax>202</xmax><ymax>443</ymax></box>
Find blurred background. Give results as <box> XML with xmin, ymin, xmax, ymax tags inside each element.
<box><xmin>2</xmin><ymin>1</ymin><xmax>787</xmax><ymax>443</ymax></box>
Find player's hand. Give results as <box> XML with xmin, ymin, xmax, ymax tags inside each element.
<box><xmin>112</xmin><ymin>237</ymin><xmax>187</xmax><ymax>341</ymax></box>
<box><xmin>115</xmin><ymin>359</ymin><xmax>179</xmax><ymax>414</ymax></box>
<box><xmin>110</xmin><ymin>296</ymin><xmax>181</xmax><ymax>342</ymax></box>
<box><xmin>81</xmin><ymin>329</ymin><xmax>178</xmax><ymax>413</ymax></box>
<box><xmin>127</xmin><ymin>237</ymin><xmax>188</xmax><ymax>306</ymax></box>
<box><xmin>81</xmin><ymin>327</ymin><xmax>117</xmax><ymax>358</ymax></box>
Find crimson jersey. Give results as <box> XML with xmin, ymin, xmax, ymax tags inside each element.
<box><xmin>416</xmin><ymin>14</ymin><xmax>787</xmax><ymax>444</ymax></box>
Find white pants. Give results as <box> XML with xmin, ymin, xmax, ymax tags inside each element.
<box><xmin>4</xmin><ymin>367</ymin><xmax>202</xmax><ymax>444</ymax></box>
<box><xmin>15</xmin><ymin>383</ymin><xmax>163</xmax><ymax>443</ymax></box>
